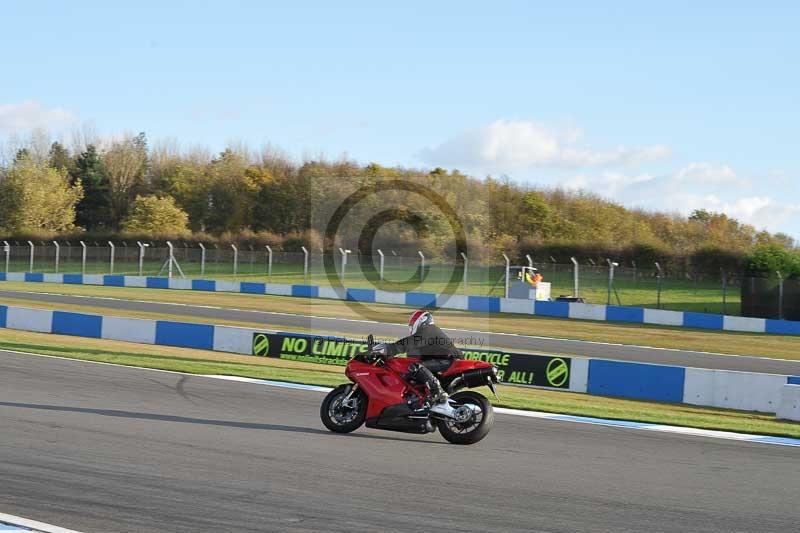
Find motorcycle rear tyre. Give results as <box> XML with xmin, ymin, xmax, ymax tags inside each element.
<box><xmin>437</xmin><ymin>391</ymin><xmax>494</xmax><ymax>445</ymax></box>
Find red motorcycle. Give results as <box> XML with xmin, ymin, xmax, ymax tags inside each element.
<box><xmin>320</xmin><ymin>335</ymin><xmax>499</xmax><ymax>444</ymax></box>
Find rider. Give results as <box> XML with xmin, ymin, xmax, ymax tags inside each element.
<box><xmin>373</xmin><ymin>310</ymin><xmax>461</xmax><ymax>416</ymax></box>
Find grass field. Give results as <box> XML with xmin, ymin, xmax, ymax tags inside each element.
<box><xmin>1</xmin><ymin>281</ymin><xmax>797</xmax><ymax>361</ymax></box>
<box><xmin>1</xmin><ymin>328</ymin><xmax>798</xmax><ymax>439</ymax></box>
<box><xmin>4</xmin><ymin>248</ymin><xmax>741</xmax><ymax>314</ymax></box>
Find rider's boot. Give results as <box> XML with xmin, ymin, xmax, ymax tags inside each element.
<box><xmin>428</xmin><ymin>391</ymin><xmax>458</xmax><ymax>418</ymax></box>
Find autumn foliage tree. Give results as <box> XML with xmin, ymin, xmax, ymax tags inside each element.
<box><xmin>0</xmin><ymin>156</ymin><xmax>83</xmax><ymax>233</ymax></box>
<box><xmin>121</xmin><ymin>195</ymin><xmax>190</xmax><ymax>236</ymax></box>
<box><xmin>1</xmin><ymin>131</ymin><xmax>795</xmax><ymax>272</ymax></box>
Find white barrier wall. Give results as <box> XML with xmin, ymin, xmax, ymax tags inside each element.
<box><xmin>777</xmin><ymin>385</ymin><xmax>800</xmax><ymax>421</ymax></box>
<box><xmin>568</xmin><ymin>358</ymin><xmax>589</xmax><ymax>393</ymax></box>
<box><xmin>683</xmin><ymin>367</ymin><xmax>788</xmax><ymax>413</ymax></box>
<box><xmin>6</xmin><ymin>307</ymin><xmax>53</xmax><ymax>333</ymax></box>
<box><xmin>102</xmin><ymin>316</ymin><xmax>157</xmax><ymax>344</ymax></box>
<box><xmin>213</xmin><ymin>325</ymin><xmax>258</xmax><ymax>354</ymax></box>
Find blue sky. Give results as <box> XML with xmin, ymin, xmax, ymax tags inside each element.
<box><xmin>2</xmin><ymin>1</ymin><xmax>798</xmax><ymax>238</ymax></box>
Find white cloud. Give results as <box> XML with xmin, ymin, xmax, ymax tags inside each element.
<box><xmin>563</xmin><ymin>171</ymin><xmax>657</xmax><ymax>196</ymax></box>
<box><xmin>0</xmin><ymin>101</ymin><xmax>76</xmax><ymax>132</ymax></box>
<box><xmin>563</xmin><ymin>163</ymin><xmax>800</xmax><ymax>235</ymax></box>
<box><xmin>419</xmin><ymin>119</ymin><xmax>670</xmax><ymax>169</ymax></box>
<box><xmin>673</xmin><ymin>162</ymin><xmax>748</xmax><ymax>187</ymax></box>
<box><xmin>418</xmin><ymin>117</ymin><xmax>797</xmax><ymax>235</ymax></box>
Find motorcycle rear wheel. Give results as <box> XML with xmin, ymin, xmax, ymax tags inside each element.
<box><xmin>437</xmin><ymin>391</ymin><xmax>494</xmax><ymax>445</ymax></box>
<box><xmin>320</xmin><ymin>384</ymin><xmax>367</xmax><ymax>433</ymax></box>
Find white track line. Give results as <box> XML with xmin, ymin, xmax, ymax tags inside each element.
<box><xmin>0</xmin><ymin>512</ymin><xmax>83</xmax><ymax>533</ymax></box>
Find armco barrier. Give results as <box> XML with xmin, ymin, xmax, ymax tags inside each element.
<box><xmin>4</xmin><ymin>273</ymin><xmax>800</xmax><ymax>335</ymax></box>
<box><xmin>0</xmin><ymin>302</ymin><xmax>795</xmax><ymax>414</ymax></box>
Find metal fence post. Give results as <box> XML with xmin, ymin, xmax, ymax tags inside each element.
<box><xmin>2</xmin><ymin>241</ymin><xmax>9</xmax><ymax>273</ymax></box>
<box><xmin>460</xmin><ymin>252</ymin><xmax>468</xmax><ymax>294</ymax></box>
<box><xmin>502</xmin><ymin>253</ymin><xmax>510</xmax><ymax>298</ymax></box>
<box><xmin>80</xmin><ymin>241</ymin><xmax>87</xmax><ymax>275</ymax></box>
<box><xmin>570</xmin><ymin>257</ymin><xmax>579</xmax><ymax>298</ymax></box>
<box><xmin>231</xmin><ymin>244</ymin><xmax>238</xmax><ymax>276</ymax></box>
<box><xmin>632</xmin><ymin>260</ymin><xmax>638</xmax><ymax>286</ymax></box>
<box><xmin>777</xmin><ymin>271</ymin><xmax>784</xmax><ymax>320</ymax></box>
<box><xmin>339</xmin><ymin>247</ymin><xmax>351</xmax><ymax>282</ymax></box>
<box><xmin>655</xmin><ymin>262</ymin><xmax>663</xmax><ymax>309</ymax></box>
<box><xmin>197</xmin><ymin>243</ymin><xmax>205</xmax><ymax>276</ymax></box>
<box><xmin>108</xmin><ymin>241</ymin><xmax>115</xmax><ymax>274</ymax></box>
<box><xmin>53</xmin><ymin>241</ymin><xmax>60</xmax><ymax>273</ymax></box>
<box><xmin>265</xmin><ymin>245</ymin><xmax>272</xmax><ymax>279</ymax></box>
<box><xmin>137</xmin><ymin>241</ymin><xmax>146</xmax><ymax>276</ymax></box>
<box><xmin>301</xmin><ymin>246</ymin><xmax>309</xmax><ymax>283</ymax></box>
<box><xmin>377</xmin><ymin>249</ymin><xmax>384</xmax><ymax>282</ymax></box>
<box><xmin>27</xmin><ymin>240</ymin><xmax>34</xmax><ymax>272</ymax></box>
<box><xmin>418</xmin><ymin>251</ymin><xmax>425</xmax><ymax>286</ymax></box>
<box><xmin>166</xmin><ymin>241</ymin><xmax>175</xmax><ymax>278</ymax></box>
<box><xmin>721</xmin><ymin>269</ymin><xmax>727</xmax><ymax>315</ymax></box>
<box><xmin>606</xmin><ymin>258</ymin><xmax>617</xmax><ymax>305</ymax></box>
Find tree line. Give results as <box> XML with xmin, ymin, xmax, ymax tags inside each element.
<box><xmin>0</xmin><ymin>131</ymin><xmax>795</xmax><ymax>274</ymax></box>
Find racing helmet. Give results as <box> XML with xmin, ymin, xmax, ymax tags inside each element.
<box><xmin>408</xmin><ymin>310</ymin><xmax>434</xmax><ymax>335</ymax></box>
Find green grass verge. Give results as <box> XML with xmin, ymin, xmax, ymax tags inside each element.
<box><xmin>1</xmin><ymin>328</ymin><xmax>798</xmax><ymax>439</ymax></box>
<box><xmin>2</xmin><ymin>281</ymin><xmax>798</xmax><ymax>361</ymax></box>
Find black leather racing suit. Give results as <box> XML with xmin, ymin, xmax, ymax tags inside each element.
<box><xmin>385</xmin><ymin>324</ymin><xmax>462</xmax><ymax>402</ymax></box>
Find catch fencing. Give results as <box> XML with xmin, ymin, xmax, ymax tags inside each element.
<box><xmin>0</xmin><ymin>240</ymin><xmax>793</xmax><ymax>317</ymax></box>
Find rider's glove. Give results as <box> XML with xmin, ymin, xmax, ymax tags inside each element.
<box><xmin>372</xmin><ymin>342</ymin><xmax>388</xmax><ymax>355</ymax></box>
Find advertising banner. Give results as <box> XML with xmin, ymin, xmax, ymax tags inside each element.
<box><xmin>252</xmin><ymin>332</ymin><xmax>571</xmax><ymax>389</ymax></box>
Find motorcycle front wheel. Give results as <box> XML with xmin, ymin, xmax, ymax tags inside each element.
<box><xmin>320</xmin><ymin>384</ymin><xmax>367</xmax><ymax>433</ymax></box>
<box><xmin>437</xmin><ymin>391</ymin><xmax>494</xmax><ymax>445</ymax></box>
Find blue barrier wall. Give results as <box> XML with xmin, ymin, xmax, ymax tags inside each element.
<box><xmin>346</xmin><ymin>288</ymin><xmax>376</xmax><ymax>303</ymax></box>
<box><xmin>240</xmin><ymin>282</ymin><xmax>266</xmax><ymax>295</ymax></box>
<box><xmin>192</xmin><ymin>279</ymin><xmax>216</xmax><ymax>292</ymax></box>
<box><xmin>406</xmin><ymin>292</ymin><xmax>437</xmax><ymax>308</ymax></box>
<box><xmin>103</xmin><ymin>275</ymin><xmax>126</xmax><ymax>287</ymax></box>
<box><xmin>52</xmin><ymin>311</ymin><xmax>103</xmax><ymax>338</ymax></box>
<box><xmin>154</xmin><ymin>321</ymin><xmax>215</xmax><ymax>350</ymax></box>
<box><xmin>587</xmin><ymin>360</ymin><xmax>686</xmax><ymax>403</ymax></box>
<box><xmin>606</xmin><ymin>305</ymin><xmax>644</xmax><ymax>323</ymax></box>
<box><xmin>147</xmin><ymin>277</ymin><xmax>170</xmax><ymax>289</ymax></box>
<box><xmin>291</xmin><ymin>285</ymin><xmax>319</xmax><ymax>298</ymax></box>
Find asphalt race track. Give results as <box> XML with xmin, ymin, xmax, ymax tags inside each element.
<box><xmin>1</xmin><ymin>289</ymin><xmax>799</xmax><ymax>375</ymax></box>
<box><xmin>1</xmin><ymin>350</ymin><xmax>799</xmax><ymax>532</ymax></box>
